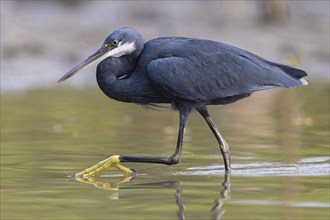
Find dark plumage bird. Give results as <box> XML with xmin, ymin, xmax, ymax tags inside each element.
<box><xmin>58</xmin><ymin>27</ymin><xmax>308</xmax><ymax>177</ymax></box>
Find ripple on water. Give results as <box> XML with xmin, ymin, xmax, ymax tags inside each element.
<box><xmin>176</xmin><ymin>157</ymin><xmax>330</xmax><ymax>176</ymax></box>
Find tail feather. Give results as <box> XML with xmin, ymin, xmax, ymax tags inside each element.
<box><xmin>271</xmin><ymin>62</ymin><xmax>308</xmax><ymax>79</ymax></box>
<box><xmin>268</xmin><ymin>61</ymin><xmax>308</xmax><ymax>87</ymax></box>
<box><xmin>299</xmin><ymin>78</ymin><xmax>308</xmax><ymax>85</ymax></box>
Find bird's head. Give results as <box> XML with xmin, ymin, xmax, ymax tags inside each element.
<box><xmin>58</xmin><ymin>27</ymin><xmax>144</xmax><ymax>83</ymax></box>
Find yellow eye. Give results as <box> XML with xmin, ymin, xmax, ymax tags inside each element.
<box><xmin>111</xmin><ymin>40</ymin><xmax>119</xmax><ymax>46</ymax></box>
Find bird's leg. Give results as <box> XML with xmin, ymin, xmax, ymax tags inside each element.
<box><xmin>197</xmin><ymin>108</ymin><xmax>231</xmax><ymax>171</ymax></box>
<box><xmin>118</xmin><ymin>107</ymin><xmax>191</xmax><ymax>165</ymax></box>
<box><xmin>75</xmin><ymin>107</ymin><xmax>191</xmax><ymax>177</ymax></box>
<box><xmin>169</xmin><ymin>106</ymin><xmax>191</xmax><ymax>163</ymax></box>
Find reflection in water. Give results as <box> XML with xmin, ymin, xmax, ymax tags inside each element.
<box><xmin>73</xmin><ymin>175</ymin><xmax>137</xmax><ymax>192</ymax></box>
<box><xmin>211</xmin><ymin>172</ymin><xmax>231</xmax><ymax>220</ymax></box>
<box><xmin>71</xmin><ymin>173</ymin><xmax>231</xmax><ymax>220</ymax></box>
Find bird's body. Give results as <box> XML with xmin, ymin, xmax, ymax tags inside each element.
<box><xmin>58</xmin><ymin>27</ymin><xmax>307</xmax><ymax>177</ymax></box>
<box><xmin>96</xmin><ymin>34</ymin><xmax>306</xmax><ymax>107</ymax></box>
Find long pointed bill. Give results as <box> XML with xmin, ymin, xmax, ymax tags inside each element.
<box><xmin>57</xmin><ymin>47</ymin><xmax>108</xmax><ymax>83</ymax></box>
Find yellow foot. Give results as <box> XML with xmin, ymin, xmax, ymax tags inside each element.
<box><xmin>74</xmin><ymin>155</ymin><xmax>135</xmax><ymax>178</ymax></box>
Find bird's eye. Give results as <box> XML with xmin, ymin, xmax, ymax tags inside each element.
<box><xmin>111</xmin><ymin>40</ymin><xmax>119</xmax><ymax>46</ymax></box>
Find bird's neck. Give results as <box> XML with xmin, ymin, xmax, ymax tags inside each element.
<box><xmin>96</xmin><ymin>56</ymin><xmax>136</xmax><ymax>102</ymax></box>
<box><xmin>96</xmin><ymin>56</ymin><xmax>169</xmax><ymax>105</ymax></box>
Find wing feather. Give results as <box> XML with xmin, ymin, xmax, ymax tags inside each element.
<box><xmin>145</xmin><ymin>39</ymin><xmax>304</xmax><ymax>103</ymax></box>
<box><xmin>148</xmin><ymin>54</ymin><xmax>263</xmax><ymax>102</ymax></box>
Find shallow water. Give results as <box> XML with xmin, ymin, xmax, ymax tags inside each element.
<box><xmin>1</xmin><ymin>81</ymin><xmax>329</xmax><ymax>220</ymax></box>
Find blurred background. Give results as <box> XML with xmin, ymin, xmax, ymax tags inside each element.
<box><xmin>1</xmin><ymin>0</ymin><xmax>329</xmax><ymax>91</ymax></box>
<box><xmin>1</xmin><ymin>1</ymin><xmax>329</xmax><ymax>220</ymax></box>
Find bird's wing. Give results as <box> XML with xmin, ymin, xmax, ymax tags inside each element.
<box><xmin>147</xmin><ymin>51</ymin><xmax>299</xmax><ymax>103</ymax></box>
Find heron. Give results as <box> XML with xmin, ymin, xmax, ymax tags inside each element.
<box><xmin>58</xmin><ymin>27</ymin><xmax>308</xmax><ymax>177</ymax></box>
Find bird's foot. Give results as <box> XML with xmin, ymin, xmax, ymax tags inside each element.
<box><xmin>74</xmin><ymin>155</ymin><xmax>135</xmax><ymax>178</ymax></box>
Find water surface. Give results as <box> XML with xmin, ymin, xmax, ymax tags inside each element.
<box><xmin>1</xmin><ymin>81</ymin><xmax>329</xmax><ymax>220</ymax></box>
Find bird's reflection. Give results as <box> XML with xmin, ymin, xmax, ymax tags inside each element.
<box><xmin>71</xmin><ymin>172</ymin><xmax>231</xmax><ymax>220</ymax></box>
<box><xmin>73</xmin><ymin>175</ymin><xmax>137</xmax><ymax>191</ymax></box>
<box><xmin>211</xmin><ymin>172</ymin><xmax>231</xmax><ymax>220</ymax></box>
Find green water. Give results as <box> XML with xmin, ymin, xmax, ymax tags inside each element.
<box><xmin>1</xmin><ymin>81</ymin><xmax>329</xmax><ymax>220</ymax></box>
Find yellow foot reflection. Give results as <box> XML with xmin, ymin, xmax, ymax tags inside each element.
<box><xmin>73</xmin><ymin>175</ymin><xmax>136</xmax><ymax>191</ymax></box>
<box><xmin>74</xmin><ymin>155</ymin><xmax>137</xmax><ymax>177</ymax></box>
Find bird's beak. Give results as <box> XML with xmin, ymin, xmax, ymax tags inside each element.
<box><xmin>57</xmin><ymin>47</ymin><xmax>108</xmax><ymax>83</ymax></box>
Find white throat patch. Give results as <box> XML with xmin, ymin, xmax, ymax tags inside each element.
<box><xmin>107</xmin><ymin>42</ymin><xmax>136</xmax><ymax>58</ymax></box>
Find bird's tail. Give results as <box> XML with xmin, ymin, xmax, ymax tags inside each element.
<box><xmin>270</xmin><ymin>62</ymin><xmax>308</xmax><ymax>86</ymax></box>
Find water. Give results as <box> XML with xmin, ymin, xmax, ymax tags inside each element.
<box><xmin>1</xmin><ymin>81</ymin><xmax>329</xmax><ymax>220</ymax></box>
